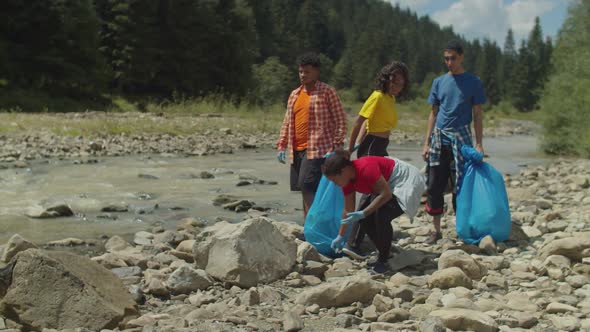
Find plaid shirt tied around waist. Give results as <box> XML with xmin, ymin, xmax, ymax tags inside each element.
<box><xmin>428</xmin><ymin>124</ymin><xmax>473</xmax><ymax>192</ymax></box>
<box><xmin>277</xmin><ymin>81</ymin><xmax>347</xmax><ymax>163</ymax></box>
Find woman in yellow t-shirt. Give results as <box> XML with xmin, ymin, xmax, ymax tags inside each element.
<box><xmin>343</xmin><ymin>61</ymin><xmax>409</xmax><ymax>260</ymax></box>
<box><xmin>348</xmin><ymin>61</ymin><xmax>409</xmax><ymax>158</ymax></box>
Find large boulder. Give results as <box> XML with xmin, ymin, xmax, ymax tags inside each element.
<box><xmin>0</xmin><ymin>249</ymin><xmax>138</xmax><ymax>331</ymax></box>
<box><xmin>429</xmin><ymin>309</ymin><xmax>498</xmax><ymax>332</ymax></box>
<box><xmin>192</xmin><ymin>218</ymin><xmax>297</xmax><ymax>287</ymax></box>
<box><xmin>427</xmin><ymin>267</ymin><xmax>473</xmax><ymax>289</ymax></box>
<box><xmin>438</xmin><ymin>250</ymin><xmax>487</xmax><ymax>280</ymax></box>
<box><xmin>538</xmin><ymin>233</ymin><xmax>590</xmax><ymax>261</ymax></box>
<box><xmin>1</xmin><ymin>234</ymin><xmax>37</xmax><ymax>263</ymax></box>
<box><xmin>295</xmin><ymin>275</ymin><xmax>387</xmax><ymax>308</ymax></box>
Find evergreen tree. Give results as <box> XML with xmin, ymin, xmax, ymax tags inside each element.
<box><xmin>512</xmin><ymin>40</ymin><xmax>533</xmax><ymax>111</ymax></box>
<box><xmin>502</xmin><ymin>29</ymin><xmax>517</xmax><ymax>100</ymax></box>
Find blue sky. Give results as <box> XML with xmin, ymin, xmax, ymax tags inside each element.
<box><xmin>390</xmin><ymin>0</ymin><xmax>572</xmax><ymax>46</ymax></box>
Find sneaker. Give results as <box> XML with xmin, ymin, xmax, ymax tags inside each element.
<box><xmin>371</xmin><ymin>260</ymin><xmax>389</xmax><ymax>274</ymax></box>
<box><xmin>342</xmin><ymin>244</ymin><xmax>367</xmax><ymax>260</ymax></box>
<box><xmin>425</xmin><ymin>231</ymin><xmax>442</xmax><ymax>245</ymax></box>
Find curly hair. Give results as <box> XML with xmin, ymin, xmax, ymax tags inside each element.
<box><xmin>374</xmin><ymin>61</ymin><xmax>410</xmax><ymax>96</ymax></box>
<box><xmin>297</xmin><ymin>52</ymin><xmax>321</xmax><ymax>68</ymax></box>
<box><xmin>322</xmin><ymin>149</ymin><xmax>352</xmax><ymax>176</ymax></box>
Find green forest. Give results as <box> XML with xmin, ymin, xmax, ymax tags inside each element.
<box><xmin>1</xmin><ymin>0</ymin><xmax>552</xmax><ymax>109</ymax></box>
<box><xmin>0</xmin><ymin>0</ymin><xmax>588</xmax><ymax>156</ymax></box>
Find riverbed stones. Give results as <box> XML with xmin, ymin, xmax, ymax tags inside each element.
<box><xmin>1</xmin><ymin>234</ymin><xmax>37</xmax><ymax>263</ymax></box>
<box><xmin>429</xmin><ymin>309</ymin><xmax>498</xmax><ymax>332</ymax></box>
<box><xmin>428</xmin><ymin>267</ymin><xmax>473</xmax><ymax>289</ymax></box>
<box><xmin>538</xmin><ymin>233</ymin><xmax>590</xmax><ymax>261</ymax></box>
<box><xmin>25</xmin><ymin>204</ymin><xmax>74</xmax><ymax>218</ymax></box>
<box><xmin>295</xmin><ymin>275</ymin><xmax>386</xmax><ymax>308</ymax></box>
<box><xmin>192</xmin><ymin>218</ymin><xmax>297</xmax><ymax>287</ymax></box>
<box><xmin>0</xmin><ymin>249</ymin><xmax>137</xmax><ymax>331</ymax></box>
<box><xmin>166</xmin><ymin>265</ymin><xmax>213</xmax><ymax>294</ymax></box>
<box><xmin>438</xmin><ymin>249</ymin><xmax>487</xmax><ymax>279</ymax></box>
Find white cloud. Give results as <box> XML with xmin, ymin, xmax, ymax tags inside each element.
<box><xmin>431</xmin><ymin>0</ymin><xmax>558</xmax><ymax>44</ymax></box>
<box><xmin>507</xmin><ymin>0</ymin><xmax>555</xmax><ymax>40</ymax></box>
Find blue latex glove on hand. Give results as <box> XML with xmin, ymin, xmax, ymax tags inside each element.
<box><xmin>331</xmin><ymin>235</ymin><xmax>345</xmax><ymax>252</ymax></box>
<box><xmin>341</xmin><ymin>211</ymin><xmax>365</xmax><ymax>225</ymax></box>
<box><xmin>352</xmin><ymin>144</ymin><xmax>360</xmax><ymax>152</ymax></box>
<box><xmin>277</xmin><ymin>151</ymin><xmax>286</xmax><ymax>164</ymax></box>
<box><xmin>325</xmin><ymin>151</ymin><xmax>334</xmax><ymax>158</ymax></box>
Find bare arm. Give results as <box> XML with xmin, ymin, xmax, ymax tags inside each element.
<box><xmin>357</xmin><ymin>120</ymin><xmax>368</xmax><ymax>145</ymax></box>
<box><xmin>361</xmin><ymin>176</ymin><xmax>393</xmax><ymax>217</ymax></box>
<box><xmin>348</xmin><ymin>115</ymin><xmax>367</xmax><ymax>152</ymax></box>
<box><xmin>422</xmin><ymin>105</ymin><xmax>438</xmax><ymax>161</ymax></box>
<box><xmin>473</xmin><ymin>104</ymin><xmax>484</xmax><ymax>154</ymax></box>
<box><xmin>337</xmin><ymin>192</ymin><xmax>356</xmax><ymax>236</ymax></box>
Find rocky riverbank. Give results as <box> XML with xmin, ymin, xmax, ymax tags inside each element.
<box><xmin>0</xmin><ymin>112</ymin><xmax>537</xmax><ymax>163</ymax></box>
<box><xmin>0</xmin><ymin>158</ymin><xmax>588</xmax><ymax>331</ymax></box>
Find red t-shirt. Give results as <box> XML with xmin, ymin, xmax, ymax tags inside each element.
<box><xmin>342</xmin><ymin>156</ymin><xmax>396</xmax><ymax>195</ymax></box>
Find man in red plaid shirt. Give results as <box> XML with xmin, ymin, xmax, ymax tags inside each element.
<box><xmin>277</xmin><ymin>53</ymin><xmax>347</xmax><ymax>221</ymax></box>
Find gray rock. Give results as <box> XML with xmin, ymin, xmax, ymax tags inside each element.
<box><xmin>429</xmin><ymin>309</ymin><xmax>498</xmax><ymax>332</ymax></box>
<box><xmin>283</xmin><ymin>311</ymin><xmax>303</xmax><ymax>332</ymax></box>
<box><xmin>546</xmin><ymin>302</ymin><xmax>578</xmax><ymax>313</ymax></box>
<box><xmin>1</xmin><ymin>234</ymin><xmax>37</xmax><ymax>263</ymax></box>
<box><xmin>363</xmin><ymin>305</ymin><xmax>379</xmax><ymax>322</ymax></box>
<box><xmin>259</xmin><ymin>287</ymin><xmax>284</xmax><ymax>305</ymax></box>
<box><xmin>566</xmin><ymin>274</ymin><xmax>589</xmax><ymax>288</ymax></box>
<box><xmin>303</xmin><ymin>260</ymin><xmax>329</xmax><ymax>278</ymax></box>
<box><xmin>101</xmin><ymin>203</ymin><xmax>128</xmax><ymax>212</ymax></box>
<box><xmin>25</xmin><ymin>204</ymin><xmax>74</xmax><ymax>218</ymax></box>
<box><xmin>193</xmin><ymin>218</ymin><xmax>297</xmax><ymax>288</ymax></box>
<box><xmin>538</xmin><ymin>233</ymin><xmax>590</xmax><ymax>261</ymax></box>
<box><xmin>297</xmin><ymin>241</ymin><xmax>321</xmax><ymax>263</ymax></box>
<box><xmin>335</xmin><ymin>314</ymin><xmax>366</xmax><ymax>328</ymax></box>
<box><xmin>295</xmin><ymin>275</ymin><xmax>386</xmax><ymax>308</ymax></box>
<box><xmin>427</xmin><ymin>267</ymin><xmax>473</xmax><ymax>289</ymax></box>
<box><xmin>240</xmin><ymin>287</ymin><xmax>260</xmax><ymax>306</ymax></box>
<box><xmin>166</xmin><ymin>265</ymin><xmax>213</xmax><ymax>294</ymax></box>
<box><xmin>373</xmin><ymin>294</ymin><xmax>395</xmax><ymax>312</ymax></box>
<box><xmin>0</xmin><ymin>249</ymin><xmax>138</xmax><ymax>331</ymax></box>
<box><xmin>419</xmin><ymin>316</ymin><xmax>446</xmax><ymax>332</ymax></box>
<box><xmin>438</xmin><ymin>249</ymin><xmax>487</xmax><ymax>279</ymax></box>
<box><xmin>549</xmin><ymin>315</ymin><xmax>580</xmax><ymax>331</ymax></box>
<box><xmin>377</xmin><ymin>308</ymin><xmax>410</xmax><ymax>323</ymax></box>
<box><xmin>509</xmin><ymin>311</ymin><xmax>538</xmax><ymax>328</ymax></box>
<box><xmin>111</xmin><ymin>266</ymin><xmax>142</xmax><ymax>279</ymax></box>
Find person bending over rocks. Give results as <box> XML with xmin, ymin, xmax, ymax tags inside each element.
<box><xmin>323</xmin><ymin>150</ymin><xmax>426</xmax><ymax>274</ymax></box>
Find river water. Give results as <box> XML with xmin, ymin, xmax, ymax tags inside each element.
<box><xmin>0</xmin><ymin>135</ymin><xmax>547</xmax><ymax>244</ymax></box>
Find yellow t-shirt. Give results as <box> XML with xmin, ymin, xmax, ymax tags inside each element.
<box><xmin>358</xmin><ymin>90</ymin><xmax>397</xmax><ymax>132</ymax></box>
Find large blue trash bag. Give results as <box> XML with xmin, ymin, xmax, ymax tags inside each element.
<box><xmin>456</xmin><ymin>146</ymin><xmax>511</xmax><ymax>244</ymax></box>
<box><xmin>304</xmin><ymin>175</ymin><xmax>348</xmax><ymax>257</ymax></box>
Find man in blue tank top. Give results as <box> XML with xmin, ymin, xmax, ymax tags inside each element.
<box><xmin>422</xmin><ymin>40</ymin><xmax>486</xmax><ymax>245</ymax></box>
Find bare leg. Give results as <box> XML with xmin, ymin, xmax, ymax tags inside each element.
<box><xmin>302</xmin><ymin>191</ymin><xmax>315</xmax><ymax>223</ymax></box>
<box><xmin>432</xmin><ymin>215</ymin><xmax>441</xmax><ymax>234</ymax></box>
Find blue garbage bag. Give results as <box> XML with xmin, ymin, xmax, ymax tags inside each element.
<box><xmin>456</xmin><ymin>146</ymin><xmax>511</xmax><ymax>244</ymax></box>
<box><xmin>304</xmin><ymin>175</ymin><xmax>348</xmax><ymax>257</ymax></box>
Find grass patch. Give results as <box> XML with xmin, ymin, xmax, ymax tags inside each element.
<box><xmin>0</xmin><ymin>95</ymin><xmax>541</xmax><ymax>138</ymax></box>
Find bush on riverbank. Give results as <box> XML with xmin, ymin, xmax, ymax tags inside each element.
<box><xmin>540</xmin><ymin>0</ymin><xmax>590</xmax><ymax>157</ymax></box>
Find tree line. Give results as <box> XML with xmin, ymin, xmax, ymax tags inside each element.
<box><xmin>0</xmin><ymin>0</ymin><xmax>553</xmax><ymax>111</ymax></box>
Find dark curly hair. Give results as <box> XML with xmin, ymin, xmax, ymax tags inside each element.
<box><xmin>374</xmin><ymin>61</ymin><xmax>410</xmax><ymax>96</ymax></box>
<box><xmin>322</xmin><ymin>149</ymin><xmax>352</xmax><ymax>176</ymax></box>
<box><xmin>297</xmin><ymin>52</ymin><xmax>321</xmax><ymax>68</ymax></box>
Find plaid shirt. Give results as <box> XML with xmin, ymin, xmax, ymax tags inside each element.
<box><xmin>428</xmin><ymin>124</ymin><xmax>473</xmax><ymax>192</ymax></box>
<box><xmin>277</xmin><ymin>81</ymin><xmax>346</xmax><ymax>163</ymax></box>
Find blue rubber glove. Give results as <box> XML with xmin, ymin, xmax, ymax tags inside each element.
<box><xmin>352</xmin><ymin>144</ymin><xmax>360</xmax><ymax>152</ymax></box>
<box><xmin>331</xmin><ymin>235</ymin><xmax>345</xmax><ymax>252</ymax></box>
<box><xmin>277</xmin><ymin>151</ymin><xmax>286</xmax><ymax>164</ymax></box>
<box><xmin>325</xmin><ymin>151</ymin><xmax>334</xmax><ymax>158</ymax></box>
<box><xmin>341</xmin><ymin>211</ymin><xmax>365</xmax><ymax>225</ymax></box>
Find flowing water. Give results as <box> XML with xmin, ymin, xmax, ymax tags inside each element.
<box><xmin>0</xmin><ymin>135</ymin><xmax>547</xmax><ymax>244</ymax></box>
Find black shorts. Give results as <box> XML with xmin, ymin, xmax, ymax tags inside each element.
<box><xmin>357</xmin><ymin>134</ymin><xmax>389</xmax><ymax>158</ymax></box>
<box><xmin>290</xmin><ymin>150</ymin><xmax>324</xmax><ymax>193</ymax></box>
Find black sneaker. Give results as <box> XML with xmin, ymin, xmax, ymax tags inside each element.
<box><xmin>342</xmin><ymin>244</ymin><xmax>367</xmax><ymax>260</ymax></box>
<box><xmin>371</xmin><ymin>260</ymin><xmax>389</xmax><ymax>274</ymax></box>
<box><xmin>425</xmin><ymin>231</ymin><xmax>442</xmax><ymax>245</ymax></box>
